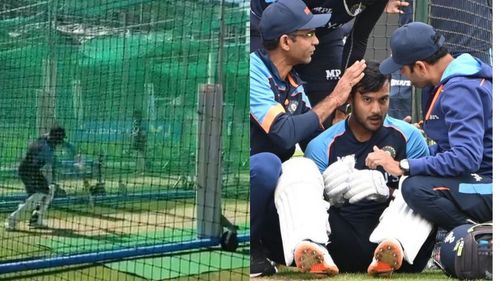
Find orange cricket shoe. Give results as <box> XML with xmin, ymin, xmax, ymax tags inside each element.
<box><xmin>294</xmin><ymin>240</ymin><xmax>339</xmax><ymax>276</ymax></box>
<box><xmin>367</xmin><ymin>239</ymin><xmax>404</xmax><ymax>277</ymax></box>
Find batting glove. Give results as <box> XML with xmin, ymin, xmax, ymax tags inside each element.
<box><xmin>323</xmin><ymin>155</ymin><xmax>355</xmax><ymax>207</ymax></box>
<box><xmin>344</xmin><ymin>169</ymin><xmax>389</xmax><ymax>204</ymax></box>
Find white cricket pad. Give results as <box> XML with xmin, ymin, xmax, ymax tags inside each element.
<box><xmin>41</xmin><ymin>184</ymin><xmax>56</xmax><ymax>213</ymax></box>
<box><xmin>275</xmin><ymin>157</ymin><xmax>331</xmax><ymax>266</ymax></box>
<box><xmin>369</xmin><ymin>176</ymin><xmax>433</xmax><ymax>264</ymax></box>
<box><xmin>9</xmin><ymin>193</ymin><xmax>46</xmax><ymax>220</ymax></box>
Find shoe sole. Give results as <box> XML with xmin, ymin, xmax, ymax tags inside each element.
<box><xmin>368</xmin><ymin>239</ymin><xmax>403</xmax><ymax>277</ymax></box>
<box><xmin>294</xmin><ymin>242</ymin><xmax>339</xmax><ymax>276</ymax></box>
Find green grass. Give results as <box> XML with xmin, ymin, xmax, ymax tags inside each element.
<box><xmin>258</xmin><ymin>266</ymin><xmax>455</xmax><ymax>281</ymax></box>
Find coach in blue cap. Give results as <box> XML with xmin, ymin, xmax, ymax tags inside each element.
<box><xmin>367</xmin><ymin>21</ymin><xmax>492</xmax><ymax>260</ymax></box>
<box><xmin>249</xmin><ymin>0</ymin><xmax>367</xmax><ymax>277</ymax></box>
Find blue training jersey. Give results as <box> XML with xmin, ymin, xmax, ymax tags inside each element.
<box><xmin>306</xmin><ymin>115</ymin><xmax>429</xmax><ymax>188</ymax></box>
<box><xmin>250</xmin><ymin>49</ymin><xmax>323</xmax><ymax>162</ymax></box>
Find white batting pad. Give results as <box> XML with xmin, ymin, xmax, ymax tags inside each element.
<box><xmin>40</xmin><ymin>185</ymin><xmax>56</xmax><ymax>214</ymax></box>
<box><xmin>9</xmin><ymin>193</ymin><xmax>46</xmax><ymax>220</ymax></box>
<box><xmin>275</xmin><ymin>157</ymin><xmax>331</xmax><ymax>266</ymax></box>
<box><xmin>369</xmin><ymin>177</ymin><xmax>433</xmax><ymax>264</ymax></box>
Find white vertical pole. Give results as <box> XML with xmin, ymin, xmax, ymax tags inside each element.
<box><xmin>196</xmin><ymin>84</ymin><xmax>223</xmax><ymax>239</ymax></box>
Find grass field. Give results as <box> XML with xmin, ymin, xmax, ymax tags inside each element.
<box><xmin>257</xmin><ymin>266</ymin><xmax>458</xmax><ymax>281</ymax></box>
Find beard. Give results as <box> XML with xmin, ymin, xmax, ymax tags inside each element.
<box><xmin>350</xmin><ymin>104</ymin><xmax>385</xmax><ymax>132</ymax></box>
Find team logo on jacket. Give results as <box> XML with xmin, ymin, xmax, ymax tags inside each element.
<box><xmin>287</xmin><ymin>100</ymin><xmax>298</xmax><ymax>113</ymax></box>
<box><xmin>326</xmin><ymin>69</ymin><xmax>341</xmax><ymax>80</ymax></box>
<box><xmin>471</xmin><ymin>173</ymin><xmax>483</xmax><ymax>182</ymax></box>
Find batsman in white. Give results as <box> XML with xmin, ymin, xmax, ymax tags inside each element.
<box><xmin>4</xmin><ymin>126</ymin><xmax>79</xmax><ymax>230</ymax></box>
<box><xmin>271</xmin><ymin>61</ymin><xmax>435</xmax><ymax>276</ymax></box>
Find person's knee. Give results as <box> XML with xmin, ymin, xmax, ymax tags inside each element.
<box><xmin>251</xmin><ymin>153</ymin><xmax>282</xmax><ymax>191</ymax></box>
<box><xmin>250</xmin><ymin>153</ymin><xmax>282</xmax><ymax>232</ymax></box>
<box><xmin>401</xmin><ymin>176</ymin><xmax>427</xmax><ymax>209</ymax></box>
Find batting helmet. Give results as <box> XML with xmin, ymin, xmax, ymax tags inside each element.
<box><xmin>440</xmin><ymin>223</ymin><xmax>492</xmax><ymax>280</ymax></box>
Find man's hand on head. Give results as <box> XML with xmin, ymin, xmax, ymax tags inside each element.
<box><xmin>311</xmin><ymin>60</ymin><xmax>366</xmax><ymax>123</ymax></box>
<box><xmin>333</xmin><ymin>60</ymin><xmax>367</xmax><ymax>105</ymax></box>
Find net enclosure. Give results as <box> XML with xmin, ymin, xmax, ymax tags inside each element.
<box><xmin>0</xmin><ymin>0</ymin><xmax>249</xmax><ymax>280</ymax></box>
<box><xmin>365</xmin><ymin>0</ymin><xmax>491</xmax><ymax>121</ymax></box>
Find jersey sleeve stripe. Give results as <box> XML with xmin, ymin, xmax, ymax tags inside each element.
<box><xmin>261</xmin><ymin>103</ymin><xmax>285</xmax><ymax>133</ymax></box>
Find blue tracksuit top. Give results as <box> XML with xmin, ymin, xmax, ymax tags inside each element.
<box><xmin>409</xmin><ymin>54</ymin><xmax>492</xmax><ymax>177</ymax></box>
<box><xmin>250</xmin><ymin>49</ymin><xmax>323</xmax><ymax>162</ymax></box>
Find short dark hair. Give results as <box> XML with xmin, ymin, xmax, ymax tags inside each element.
<box><xmin>262</xmin><ymin>38</ymin><xmax>280</xmax><ymax>50</ymax></box>
<box><xmin>351</xmin><ymin>61</ymin><xmax>391</xmax><ymax>96</ymax></box>
<box><xmin>262</xmin><ymin>33</ymin><xmax>298</xmax><ymax>51</ymax></box>
<box><xmin>408</xmin><ymin>46</ymin><xmax>449</xmax><ymax>73</ymax></box>
<box><xmin>48</xmin><ymin>126</ymin><xmax>66</xmax><ymax>142</ymax></box>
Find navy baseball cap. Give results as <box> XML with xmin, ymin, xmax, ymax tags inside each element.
<box><xmin>259</xmin><ymin>0</ymin><xmax>330</xmax><ymax>41</ymax></box>
<box><xmin>380</xmin><ymin>22</ymin><xmax>445</xmax><ymax>74</ymax></box>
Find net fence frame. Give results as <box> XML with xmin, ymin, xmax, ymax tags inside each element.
<box><xmin>0</xmin><ymin>0</ymin><xmax>250</xmax><ymax>278</ymax></box>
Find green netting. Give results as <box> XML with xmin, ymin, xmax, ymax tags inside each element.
<box><xmin>0</xmin><ymin>0</ymin><xmax>249</xmax><ymax>280</ymax></box>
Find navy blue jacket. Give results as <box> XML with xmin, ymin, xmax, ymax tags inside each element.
<box><xmin>409</xmin><ymin>54</ymin><xmax>492</xmax><ymax>177</ymax></box>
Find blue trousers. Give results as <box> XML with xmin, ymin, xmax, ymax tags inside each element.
<box><xmin>402</xmin><ymin>174</ymin><xmax>492</xmax><ymax>231</ymax></box>
<box><xmin>250</xmin><ymin>152</ymin><xmax>282</xmax><ymax>245</ymax></box>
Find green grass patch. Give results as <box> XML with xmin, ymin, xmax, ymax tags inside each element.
<box><xmin>259</xmin><ymin>266</ymin><xmax>453</xmax><ymax>281</ymax></box>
